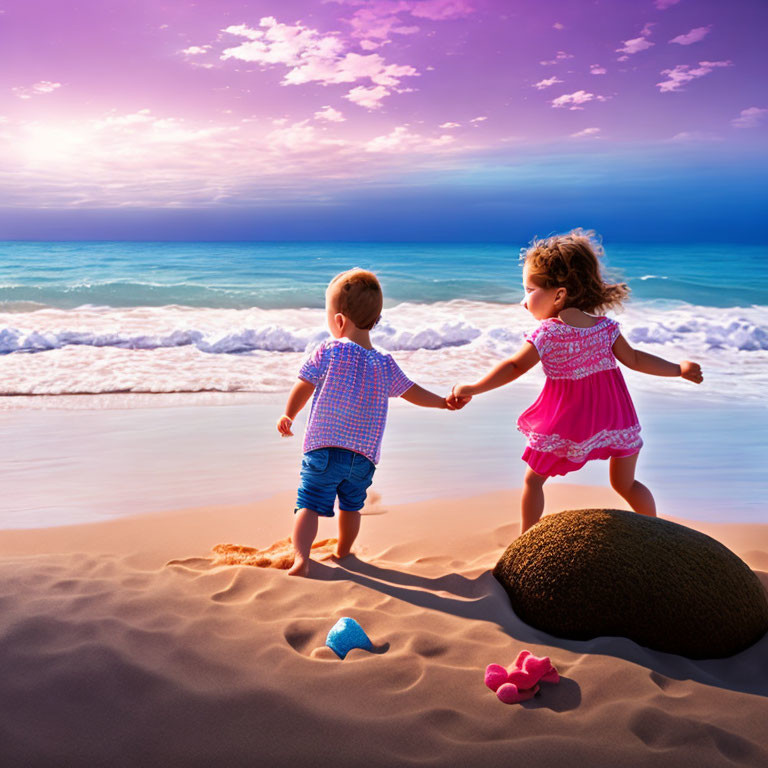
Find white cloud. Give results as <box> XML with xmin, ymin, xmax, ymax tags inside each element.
<box><xmin>265</xmin><ymin>120</ymin><xmax>336</xmax><ymax>152</ymax></box>
<box><xmin>669</xmin><ymin>26</ymin><xmax>711</xmax><ymax>46</ymax></box>
<box><xmin>94</xmin><ymin>109</ymin><xmax>154</xmax><ymax>128</ymax></box>
<box><xmin>439</xmin><ymin>121</ymin><xmax>461</xmax><ymax>128</ymax></box>
<box><xmin>364</xmin><ymin>125</ymin><xmax>455</xmax><ymax>153</ymax></box>
<box><xmin>181</xmin><ymin>45</ymin><xmax>211</xmax><ymax>55</ymax></box>
<box><xmin>590</xmin><ymin>65</ymin><xmax>607</xmax><ymax>75</ymax></box>
<box><xmin>669</xmin><ymin>131</ymin><xmax>724</xmax><ymax>142</ymax></box>
<box><xmin>656</xmin><ymin>60</ymin><xmax>732</xmax><ymax>92</ymax></box>
<box><xmin>470</xmin><ymin>116</ymin><xmax>487</xmax><ymax>123</ymax></box>
<box><xmin>616</xmin><ymin>36</ymin><xmax>654</xmax><ymax>57</ymax></box>
<box><xmin>220</xmin><ymin>17</ymin><xmax>418</xmax><ymax>108</ymax></box>
<box><xmin>222</xmin><ymin>18</ymin><xmax>344</xmax><ymax>66</ymax></box>
<box><xmin>13</xmin><ymin>81</ymin><xmax>62</xmax><ymax>99</ymax></box>
<box><xmin>534</xmin><ymin>76</ymin><xmax>563</xmax><ymax>90</ymax></box>
<box><xmin>552</xmin><ymin>90</ymin><xmax>595</xmax><ymax>110</ymax></box>
<box><xmin>570</xmin><ymin>127</ymin><xmax>601</xmax><ymax>138</ymax></box>
<box><xmin>540</xmin><ymin>51</ymin><xmax>574</xmax><ymax>66</ymax></box>
<box><xmin>285</xmin><ymin>53</ymin><xmax>417</xmax><ymax>87</ymax></box>
<box><xmin>314</xmin><ymin>105</ymin><xmax>346</xmax><ymax>122</ymax></box>
<box><xmin>345</xmin><ymin>84</ymin><xmax>390</xmax><ymax>109</ymax></box>
<box><xmin>731</xmin><ymin>107</ymin><xmax>768</xmax><ymax>128</ymax></box>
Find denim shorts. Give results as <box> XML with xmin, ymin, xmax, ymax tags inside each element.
<box><xmin>295</xmin><ymin>447</ymin><xmax>376</xmax><ymax>517</ymax></box>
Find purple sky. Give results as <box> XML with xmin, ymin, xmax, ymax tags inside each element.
<box><xmin>0</xmin><ymin>0</ymin><xmax>766</xmax><ymax>229</ymax></box>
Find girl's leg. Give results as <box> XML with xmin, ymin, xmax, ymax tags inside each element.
<box><xmin>335</xmin><ymin>509</ymin><xmax>361</xmax><ymax>559</ymax></box>
<box><xmin>609</xmin><ymin>453</ymin><xmax>656</xmax><ymax>517</ymax></box>
<box><xmin>521</xmin><ymin>467</ymin><xmax>547</xmax><ymax>534</ymax></box>
<box><xmin>288</xmin><ymin>507</ymin><xmax>319</xmax><ymax>576</ymax></box>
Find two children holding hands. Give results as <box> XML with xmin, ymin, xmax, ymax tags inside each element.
<box><xmin>278</xmin><ymin>230</ymin><xmax>702</xmax><ymax>576</ymax></box>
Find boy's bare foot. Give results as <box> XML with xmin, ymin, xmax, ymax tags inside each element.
<box><xmin>287</xmin><ymin>556</ymin><xmax>310</xmax><ymax>577</ymax></box>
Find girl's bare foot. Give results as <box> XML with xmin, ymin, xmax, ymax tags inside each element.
<box><xmin>287</xmin><ymin>556</ymin><xmax>310</xmax><ymax>577</ymax></box>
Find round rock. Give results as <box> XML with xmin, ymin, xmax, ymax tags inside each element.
<box><xmin>493</xmin><ymin>509</ymin><xmax>768</xmax><ymax>659</ymax></box>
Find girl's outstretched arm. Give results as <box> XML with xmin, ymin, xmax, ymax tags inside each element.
<box><xmin>453</xmin><ymin>342</ymin><xmax>540</xmax><ymax>398</ymax></box>
<box><xmin>613</xmin><ymin>334</ymin><xmax>703</xmax><ymax>382</ymax></box>
<box><xmin>277</xmin><ymin>378</ymin><xmax>316</xmax><ymax>436</ymax></box>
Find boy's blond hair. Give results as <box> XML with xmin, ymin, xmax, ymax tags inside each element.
<box><xmin>327</xmin><ymin>268</ymin><xmax>383</xmax><ymax>330</ymax></box>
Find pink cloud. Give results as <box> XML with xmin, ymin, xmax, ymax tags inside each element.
<box><xmin>345</xmin><ymin>0</ymin><xmax>474</xmax><ymax>42</ymax></box>
<box><xmin>570</xmin><ymin>127</ymin><xmax>601</xmax><ymax>138</ymax></box>
<box><xmin>314</xmin><ymin>105</ymin><xmax>346</xmax><ymax>122</ymax></box>
<box><xmin>552</xmin><ymin>90</ymin><xmax>595</xmax><ymax>110</ymax></box>
<box><xmin>655</xmin><ymin>0</ymin><xmax>681</xmax><ymax>8</ymax></box>
<box><xmin>669</xmin><ymin>131</ymin><xmax>724</xmax><ymax>142</ymax></box>
<box><xmin>533</xmin><ymin>76</ymin><xmax>563</xmax><ymax>90</ymax></box>
<box><xmin>12</xmin><ymin>81</ymin><xmax>62</xmax><ymax>99</ymax></box>
<box><xmin>410</xmin><ymin>0</ymin><xmax>474</xmax><ymax>21</ymax></box>
<box><xmin>656</xmin><ymin>60</ymin><xmax>732</xmax><ymax>93</ymax></box>
<box><xmin>364</xmin><ymin>125</ymin><xmax>455</xmax><ymax>153</ymax></box>
<box><xmin>669</xmin><ymin>26</ymin><xmax>711</xmax><ymax>45</ymax></box>
<box><xmin>439</xmin><ymin>121</ymin><xmax>461</xmax><ymax>128</ymax></box>
<box><xmin>539</xmin><ymin>51</ymin><xmax>574</xmax><ymax>66</ymax></box>
<box><xmin>220</xmin><ymin>17</ymin><xmax>418</xmax><ymax>107</ymax></box>
<box><xmin>731</xmin><ymin>107</ymin><xmax>768</xmax><ymax>128</ymax></box>
<box><xmin>590</xmin><ymin>65</ymin><xmax>606</xmax><ymax>75</ymax></box>
<box><xmin>344</xmin><ymin>84</ymin><xmax>390</xmax><ymax>109</ymax></box>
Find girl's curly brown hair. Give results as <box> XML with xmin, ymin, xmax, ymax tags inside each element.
<box><xmin>522</xmin><ymin>229</ymin><xmax>629</xmax><ymax>313</ymax></box>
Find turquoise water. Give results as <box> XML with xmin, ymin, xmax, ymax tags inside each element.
<box><xmin>2</xmin><ymin>241</ymin><xmax>766</xmax><ymax>309</ymax></box>
<box><xmin>0</xmin><ymin>241</ymin><xmax>765</xmax><ymax>528</ymax></box>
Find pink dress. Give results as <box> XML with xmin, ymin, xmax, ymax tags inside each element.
<box><xmin>517</xmin><ymin>317</ymin><xmax>642</xmax><ymax>477</ymax></box>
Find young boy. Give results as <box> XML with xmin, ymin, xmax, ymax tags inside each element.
<box><xmin>277</xmin><ymin>268</ymin><xmax>463</xmax><ymax>576</ymax></box>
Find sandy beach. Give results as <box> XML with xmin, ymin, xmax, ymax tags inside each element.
<box><xmin>1</xmin><ymin>483</ymin><xmax>766</xmax><ymax>767</ymax></box>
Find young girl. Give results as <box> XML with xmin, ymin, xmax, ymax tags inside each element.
<box><xmin>453</xmin><ymin>229</ymin><xmax>703</xmax><ymax>534</ymax></box>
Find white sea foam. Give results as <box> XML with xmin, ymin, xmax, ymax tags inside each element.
<box><xmin>1</xmin><ymin>301</ymin><xmax>766</xmax><ymax>403</ymax></box>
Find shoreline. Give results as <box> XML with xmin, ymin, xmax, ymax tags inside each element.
<box><xmin>2</xmin><ymin>389</ymin><xmax>765</xmax><ymax>531</ymax></box>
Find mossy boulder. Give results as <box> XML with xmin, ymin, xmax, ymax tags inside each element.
<box><xmin>493</xmin><ymin>509</ymin><xmax>768</xmax><ymax>659</ymax></box>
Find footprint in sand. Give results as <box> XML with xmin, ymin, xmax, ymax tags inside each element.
<box><xmin>210</xmin><ymin>538</ymin><xmax>339</xmax><ymax>569</ymax></box>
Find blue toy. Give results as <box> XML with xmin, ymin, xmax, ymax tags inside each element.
<box><xmin>325</xmin><ymin>617</ymin><xmax>373</xmax><ymax>659</ymax></box>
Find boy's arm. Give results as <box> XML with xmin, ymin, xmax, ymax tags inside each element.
<box><xmin>612</xmin><ymin>334</ymin><xmax>702</xmax><ymax>382</ymax></box>
<box><xmin>400</xmin><ymin>383</ymin><xmax>452</xmax><ymax>409</ymax></box>
<box><xmin>277</xmin><ymin>378</ymin><xmax>316</xmax><ymax>436</ymax></box>
<box><xmin>454</xmin><ymin>342</ymin><xmax>540</xmax><ymax>397</ymax></box>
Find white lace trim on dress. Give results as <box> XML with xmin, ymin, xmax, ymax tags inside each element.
<box><xmin>518</xmin><ymin>424</ymin><xmax>642</xmax><ymax>461</ymax></box>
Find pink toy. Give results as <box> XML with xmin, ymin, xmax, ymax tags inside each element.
<box><xmin>497</xmin><ymin>683</ymin><xmax>540</xmax><ymax>704</ymax></box>
<box><xmin>484</xmin><ymin>650</ymin><xmax>560</xmax><ymax>704</ymax></box>
<box><xmin>484</xmin><ymin>664</ymin><xmax>509</xmax><ymax>692</ymax></box>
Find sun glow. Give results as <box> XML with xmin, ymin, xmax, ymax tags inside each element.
<box><xmin>18</xmin><ymin>123</ymin><xmax>91</xmax><ymax>166</ymax></box>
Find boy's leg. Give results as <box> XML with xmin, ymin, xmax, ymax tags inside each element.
<box><xmin>335</xmin><ymin>509</ymin><xmax>361</xmax><ymax>559</ymax></box>
<box><xmin>288</xmin><ymin>507</ymin><xmax>319</xmax><ymax>576</ymax></box>
<box><xmin>334</xmin><ymin>453</ymin><xmax>374</xmax><ymax>560</ymax></box>
<box><xmin>609</xmin><ymin>453</ymin><xmax>656</xmax><ymax>517</ymax></box>
<box><xmin>521</xmin><ymin>467</ymin><xmax>547</xmax><ymax>534</ymax></box>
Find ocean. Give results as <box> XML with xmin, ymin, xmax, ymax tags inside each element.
<box><xmin>1</xmin><ymin>241</ymin><xmax>766</xmax><ymax>528</ymax></box>
<box><xmin>1</xmin><ymin>241</ymin><xmax>767</xmax><ymax>402</ymax></box>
